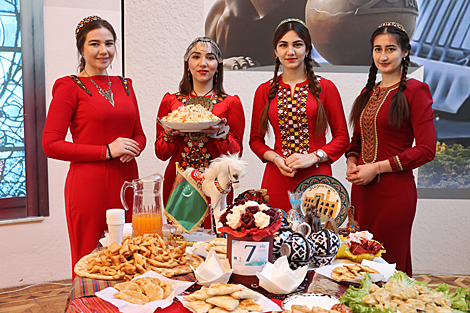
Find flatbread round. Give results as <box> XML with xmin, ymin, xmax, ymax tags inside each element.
<box><xmin>75</xmin><ymin>251</ymin><xmax>204</xmax><ymax>280</ymax></box>
<box><xmin>74</xmin><ymin>251</ymin><xmax>119</xmax><ymax>280</ymax></box>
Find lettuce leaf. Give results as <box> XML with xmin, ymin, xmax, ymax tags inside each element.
<box><xmin>340</xmin><ymin>273</ymin><xmax>392</xmax><ymax>313</ymax></box>
<box><xmin>388</xmin><ymin>271</ymin><xmax>427</xmax><ymax>289</ymax></box>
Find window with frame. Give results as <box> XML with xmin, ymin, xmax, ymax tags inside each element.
<box><xmin>0</xmin><ymin>0</ymin><xmax>48</xmax><ymax>219</ymax></box>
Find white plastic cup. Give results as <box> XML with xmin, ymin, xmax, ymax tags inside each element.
<box><xmin>106</xmin><ymin>209</ymin><xmax>125</xmax><ymax>245</ymax></box>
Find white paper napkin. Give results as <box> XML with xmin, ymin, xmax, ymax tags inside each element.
<box><xmin>95</xmin><ymin>271</ymin><xmax>194</xmax><ymax>313</ymax></box>
<box><xmin>256</xmin><ymin>256</ymin><xmax>308</xmax><ymax>294</ymax></box>
<box><xmin>177</xmin><ymin>286</ymin><xmax>281</xmax><ymax>313</ymax></box>
<box><xmin>187</xmin><ymin>242</ymin><xmax>210</xmax><ymax>258</ymax></box>
<box><xmin>315</xmin><ymin>259</ymin><xmax>396</xmax><ymax>283</ymax></box>
<box><xmin>193</xmin><ymin>248</ymin><xmax>232</xmax><ymax>286</ymax></box>
<box><xmin>99</xmin><ymin>223</ymin><xmax>133</xmax><ymax>247</ymax></box>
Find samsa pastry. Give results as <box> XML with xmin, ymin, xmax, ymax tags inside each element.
<box><xmin>207</xmin><ymin>283</ymin><xmax>244</xmax><ymax>296</ymax></box>
<box><xmin>184</xmin><ymin>287</ymin><xmax>212</xmax><ymax>301</ymax></box>
<box><xmin>230</xmin><ymin>288</ymin><xmax>261</xmax><ymax>300</ymax></box>
<box><xmin>238</xmin><ymin>299</ymin><xmax>264</xmax><ymax>312</ymax></box>
<box><xmin>185</xmin><ymin>300</ymin><xmax>214</xmax><ymax>313</ymax></box>
<box><xmin>206</xmin><ymin>296</ymin><xmax>239</xmax><ymax>311</ymax></box>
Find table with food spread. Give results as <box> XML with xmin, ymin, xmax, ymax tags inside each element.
<box><xmin>64</xmin><ymin>106</ymin><xmax>469</xmax><ymax>313</ymax></box>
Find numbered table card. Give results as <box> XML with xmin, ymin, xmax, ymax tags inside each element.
<box><xmin>231</xmin><ymin>240</ymin><xmax>270</xmax><ymax>275</ymax></box>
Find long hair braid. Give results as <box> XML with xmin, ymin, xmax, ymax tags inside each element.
<box><xmin>388</xmin><ymin>54</ymin><xmax>410</xmax><ymax>127</ymax></box>
<box><xmin>259</xmin><ymin>57</ymin><xmax>281</xmax><ymax>135</ymax></box>
<box><xmin>349</xmin><ymin>62</ymin><xmax>378</xmax><ymax>126</ymax></box>
<box><xmin>305</xmin><ymin>57</ymin><xmax>327</xmax><ymax>135</ymax></box>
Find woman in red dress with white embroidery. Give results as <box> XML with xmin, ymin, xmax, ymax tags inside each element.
<box><xmin>346</xmin><ymin>22</ymin><xmax>436</xmax><ymax>276</ymax></box>
<box><xmin>249</xmin><ymin>19</ymin><xmax>349</xmax><ymax>212</ymax></box>
<box><xmin>42</xmin><ymin>16</ymin><xmax>146</xmax><ymax>275</ymax></box>
<box><xmin>155</xmin><ymin>37</ymin><xmax>245</xmax><ymax>227</ymax></box>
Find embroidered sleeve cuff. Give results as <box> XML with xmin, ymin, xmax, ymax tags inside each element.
<box><xmin>346</xmin><ymin>151</ymin><xmax>360</xmax><ymax>159</ymax></box>
<box><xmin>389</xmin><ymin>155</ymin><xmax>404</xmax><ymax>173</ymax></box>
<box><xmin>215</xmin><ymin>134</ymin><xmax>228</xmax><ymax>141</ymax></box>
<box><xmin>163</xmin><ymin>133</ymin><xmax>177</xmax><ymax>143</ymax></box>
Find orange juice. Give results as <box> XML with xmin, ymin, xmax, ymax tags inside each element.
<box><xmin>132</xmin><ymin>213</ymin><xmax>163</xmax><ymax>237</ymax></box>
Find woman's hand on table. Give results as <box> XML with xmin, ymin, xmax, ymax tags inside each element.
<box><xmin>109</xmin><ymin>137</ymin><xmax>141</xmax><ymax>161</ymax></box>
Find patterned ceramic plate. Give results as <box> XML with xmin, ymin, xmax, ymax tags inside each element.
<box><xmin>158</xmin><ymin>119</ymin><xmax>221</xmax><ymax>132</ymax></box>
<box><xmin>293</xmin><ymin>174</ymin><xmax>349</xmax><ymax>228</ymax></box>
<box><xmin>282</xmin><ymin>293</ymin><xmax>340</xmax><ymax>310</ymax></box>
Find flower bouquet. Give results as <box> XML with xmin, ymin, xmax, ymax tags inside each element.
<box><xmin>218</xmin><ymin>200</ymin><xmax>283</xmax><ymax>241</ymax></box>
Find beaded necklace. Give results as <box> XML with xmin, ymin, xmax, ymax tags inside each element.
<box><xmin>84</xmin><ymin>70</ymin><xmax>114</xmax><ymax>106</ymax></box>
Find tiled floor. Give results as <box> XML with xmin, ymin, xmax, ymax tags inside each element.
<box><xmin>0</xmin><ymin>280</ymin><xmax>71</xmax><ymax>313</ymax></box>
<box><xmin>0</xmin><ymin>276</ymin><xmax>468</xmax><ymax>312</ymax></box>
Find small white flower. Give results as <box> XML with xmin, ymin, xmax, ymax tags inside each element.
<box><xmin>254</xmin><ymin>212</ymin><xmax>270</xmax><ymax>229</ymax></box>
<box><xmin>226</xmin><ymin>213</ymin><xmax>241</xmax><ymax>229</ymax></box>
<box><xmin>258</xmin><ymin>203</ymin><xmax>270</xmax><ymax>211</ymax></box>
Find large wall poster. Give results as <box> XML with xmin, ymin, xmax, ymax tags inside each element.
<box><xmin>204</xmin><ymin>0</ymin><xmax>470</xmax><ymax>196</ymax></box>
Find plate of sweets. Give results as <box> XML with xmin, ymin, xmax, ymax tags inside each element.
<box><xmin>159</xmin><ymin>104</ymin><xmax>221</xmax><ymax>132</ymax></box>
<box><xmin>336</xmin><ymin>231</ymin><xmax>386</xmax><ymax>262</ymax></box>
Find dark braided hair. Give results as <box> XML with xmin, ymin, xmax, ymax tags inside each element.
<box><xmin>349</xmin><ymin>24</ymin><xmax>411</xmax><ymax>128</ymax></box>
<box><xmin>258</xmin><ymin>20</ymin><xmax>327</xmax><ymax>136</ymax></box>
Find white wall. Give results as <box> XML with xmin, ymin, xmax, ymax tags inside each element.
<box><xmin>0</xmin><ymin>0</ymin><xmax>468</xmax><ymax>290</ymax></box>
<box><xmin>0</xmin><ymin>0</ymin><xmax>121</xmax><ymax>289</ymax></box>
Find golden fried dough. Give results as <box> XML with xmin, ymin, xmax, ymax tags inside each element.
<box><xmin>238</xmin><ymin>299</ymin><xmax>263</xmax><ymax>312</ymax></box>
<box><xmin>114</xmin><ymin>290</ymin><xmax>149</xmax><ymax>305</ymax></box>
<box><xmin>114</xmin><ymin>281</ymin><xmax>141</xmax><ymax>293</ymax></box>
<box><xmin>185</xmin><ymin>300</ymin><xmax>214</xmax><ymax>313</ymax></box>
<box><xmin>206</xmin><ymin>296</ymin><xmax>239</xmax><ymax>311</ymax></box>
<box><xmin>207</xmin><ymin>283</ymin><xmax>244</xmax><ymax>296</ymax></box>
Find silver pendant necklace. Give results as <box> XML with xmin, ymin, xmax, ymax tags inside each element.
<box><xmin>84</xmin><ymin>70</ymin><xmax>115</xmax><ymax>106</ymax></box>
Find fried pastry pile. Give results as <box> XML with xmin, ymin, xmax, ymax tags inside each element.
<box><xmin>113</xmin><ymin>276</ymin><xmax>174</xmax><ymax>304</ymax></box>
<box><xmin>184</xmin><ymin>282</ymin><xmax>263</xmax><ymax>313</ymax></box>
<box><xmin>331</xmin><ymin>264</ymin><xmax>379</xmax><ymax>281</ymax></box>
<box><xmin>87</xmin><ymin>234</ymin><xmax>187</xmax><ymax>280</ymax></box>
<box><xmin>362</xmin><ymin>280</ymin><xmax>452</xmax><ymax>312</ymax></box>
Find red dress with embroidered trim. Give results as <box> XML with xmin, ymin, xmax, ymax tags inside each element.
<box><xmin>346</xmin><ymin>79</ymin><xmax>436</xmax><ymax>276</ymax></box>
<box><xmin>42</xmin><ymin>76</ymin><xmax>146</xmax><ymax>274</ymax></box>
<box><xmin>249</xmin><ymin>76</ymin><xmax>349</xmax><ymax>212</ymax></box>
<box><xmin>155</xmin><ymin>92</ymin><xmax>245</xmax><ymax>226</ymax></box>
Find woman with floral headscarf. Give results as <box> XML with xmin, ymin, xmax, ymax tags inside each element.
<box><xmin>155</xmin><ymin>37</ymin><xmax>245</xmax><ymax>228</ymax></box>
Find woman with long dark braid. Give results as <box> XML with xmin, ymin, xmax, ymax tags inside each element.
<box><xmin>346</xmin><ymin>22</ymin><xmax>436</xmax><ymax>276</ymax></box>
<box><xmin>250</xmin><ymin>18</ymin><xmax>349</xmax><ymax>212</ymax></box>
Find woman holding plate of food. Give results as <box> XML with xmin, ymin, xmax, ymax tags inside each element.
<box><xmin>155</xmin><ymin>37</ymin><xmax>245</xmax><ymax>227</ymax></box>
<box><xmin>345</xmin><ymin>22</ymin><xmax>436</xmax><ymax>276</ymax></box>
<box><xmin>42</xmin><ymin>16</ymin><xmax>146</xmax><ymax>276</ymax></box>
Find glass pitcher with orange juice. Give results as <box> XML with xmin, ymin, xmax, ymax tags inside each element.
<box><xmin>121</xmin><ymin>173</ymin><xmax>164</xmax><ymax>237</ymax></box>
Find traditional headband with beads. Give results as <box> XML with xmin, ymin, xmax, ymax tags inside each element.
<box><xmin>75</xmin><ymin>15</ymin><xmax>103</xmax><ymax>38</ymax></box>
<box><xmin>276</xmin><ymin>18</ymin><xmax>306</xmax><ymax>30</ymax></box>
<box><xmin>377</xmin><ymin>22</ymin><xmax>406</xmax><ymax>32</ymax></box>
<box><xmin>183</xmin><ymin>37</ymin><xmax>223</xmax><ymax>63</ymax></box>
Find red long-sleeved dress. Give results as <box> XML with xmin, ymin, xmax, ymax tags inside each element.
<box><xmin>155</xmin><ymin>92</ymin><xmax>245</xmax><ymax>222</ymax></box>
<box><xmin>250</xmin><ymin>76</ymin><xmax>349</xmax><ymax>211</ymax></box>
<box><xmin>346</xmin><ymin>79</ymin><xmax>436</xmax><ymax>276</ymax></box>
<box><xmin>43</xmin><ymin>76</ymin><xmax>146</xmax><ymax>274</ymax></box>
